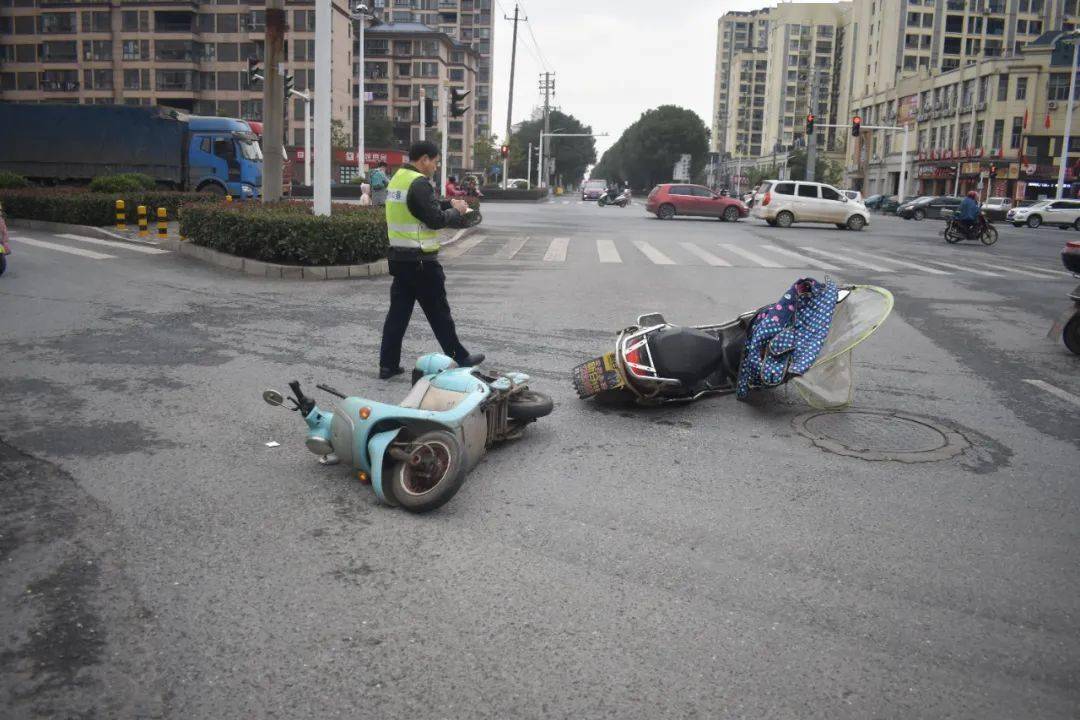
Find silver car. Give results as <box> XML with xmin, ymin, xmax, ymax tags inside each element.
<box><xmin>1007</xmin><ymin>199</ymin><xmax>1080</xmax><ymax>229</ymax></box>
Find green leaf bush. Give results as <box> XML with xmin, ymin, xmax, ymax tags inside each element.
<box><xmin>88</xmin><ymin>173</ymin><xmax>158</xmax><ymax>193</ymax></box>
<box><xmin>0</xmin><ymin>189</ymin><xmax>208</xmax><ymax>226</ymax></box>
<box><xmin>0</xmin><ymin>172</ymin><xmax>30</xmax><ymax>189</ymax></box>
<box><xmin>178</xmin><ymin>201</ymin><xmax>389</xmax><ymax>266</ymax></box>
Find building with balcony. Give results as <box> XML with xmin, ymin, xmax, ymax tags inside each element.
<box><xmin>0</xmin><ymin>0</ymin><xmax>354</xmax><ymax>159</ymax></box>
<box><xmin>711</xmin><ymin>8</ymin><xmax>771</xmax><ymax>156</ymax></box>
<box><xmin>357</xmin><ymin>22</ymin><xmax>477</xmax><ymax>176</ymax></box>
<box><xmin>363</xmin><ymin>0</ymin><xmax>493</xmax><ymax>144</ymax></box>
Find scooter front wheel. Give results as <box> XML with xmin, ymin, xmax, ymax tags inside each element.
<box><xmin>1064</xmin><ymin>314</ymin><xmax>1080</xmax><ymax>355</ymax></box>
<box><xmin>980</xmin><ymin>225</ymin><xmax>999</xmax><ymax>245</ymax></box>
<box><xmin>388</xmin><ymin>430</ymin><xmax>466</xmax><ymax>513</ymax></box>
<box><xmin>508</xmin><ymin>389</ymin><xmax>554</xmax><ymax>420</ymax></box>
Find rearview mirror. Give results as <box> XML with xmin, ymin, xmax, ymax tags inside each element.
<box><xmin>263</xmin><ymin>389</ymin><xmax>285</xmax><ymax>407</ymax></box>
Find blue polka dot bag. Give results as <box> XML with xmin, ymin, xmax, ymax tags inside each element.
<box><xmin>736</xmin><ymin>277</ymin><xmax>838</xmax><ymax>400</ymax></box>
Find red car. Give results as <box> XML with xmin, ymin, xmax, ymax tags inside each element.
<box><xmin>646</xmin><ymin>184</ymin><xmax>748</xmax><ymax>221</ymax></box>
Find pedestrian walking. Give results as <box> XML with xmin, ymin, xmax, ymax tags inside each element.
<box><xmin>378</xmin><ymin>141</ymin><xmax>485</xmax><ymax>379</ymax></box>
<box><xmin>368</xmin><ymin>161</ymin><xmax>390</xmax><ymax>206</ymax></box>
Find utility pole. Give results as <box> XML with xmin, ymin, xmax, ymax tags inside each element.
<box><xmin>1056</xmin><ymin>32</ymin><xmax>1079</xmax><ymax>199</ymax></box>
<box><xmin>539</xmin><ymin>72</ymin><xmax>554</xmax><ymax>188</ymax></box>
<box><xmin>439</xmin><ymin>84</ymin><xmax>449</xmax><ymax>194</ymax></box>
<box><xmin>419</xmin><ymin>87</ymin><xmax>426</xmax><ymax>141</ymax></box>
<box><xmin>502</xmin><ymin>4</ymin><xmax>524</xmax><ymax>189</ymax></box>
<box><xmin>806</xmin><ymin>73</ymin><xmax>821</xmax><ymax>183</ymax></box>
<box><xmin>313</xmin><ymin>0</ymin><xmax>332</xmax><ymax>215</ymax></box>
<box><xmin>262</xmin><ymin>0</ymin><xmax>286</xmax><ymax>201</ymax></box>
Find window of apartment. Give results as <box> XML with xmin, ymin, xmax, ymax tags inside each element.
<box><xmin>239</xmin><ymin>41</ymin><xmax>262</xmax><ymax>61</ymax></box>
<box><xmin>366</xmin><ymin>39</ymin><xmax>389</xmax><ymax>55</ymax></box>
<box><xmin>198</xmin><ymin>14</ymin><xmax>215</xmax><ymax>32</ymax></box>
<box><xmin>1016</xmin><ymin>77</ymin><xmax>1027</xmax><ymax>100</ymax></box>
<box><xmin>81</xmin><ymin>11</ymin><xmax>111</xmax><ymax>33</ymax></box>
<box><xmin>217</xmin><ymin>13</ymin><xmax>239</xmax><ymax>32</ymax></box>
<box><xmin>413</xmin><ymin>61</ymin><xmax>438</xmax><ymax>77</ymax></box>
<box><xmin>156</xmin><ymin>40</ymin><xmax>193</xmax><ymax>62</ymax></box>
<box><xmin>38</xmin><ymin>12</ymin><xmax>76</xmax><ymax>34</ymax></box>
<box><xmin>217</xmin><ymin>71</ymin><xmax>239</xmax><ymax>90</ymax></box>
<box><xmin>121</xmin><ymin>40</ymin><xmax>149</xmax><ymax>61</ymax></box>
<box><xmin>395</xmin><ymin>83</ymin><xmax>410</xmax><ymax>99</ymax></box>
<box><xmin>974</xmin><ymin>120</ymin><xmax>984</xmax><ymax>147</ymax></box>
<box><xmin>943</xmin><ymin>37</ymin><xmax>961</xmax><ymax>55</ymax></box>
<box><xmin>244</xmin><ymin>10</ymin><xmax>265</xmax><ymax>31</ymax></box>
<box><xmin>82</xmin><ymin>68</ymin><xmax>112</xmax><ymax>90</ymax></box>
<box><xmin>965</xmin><ymin>38</ymin><xmax>981</xmax><ymax>55</ymax></box>
<box><xmin>945</xmin><ymin>15</ymin><xmax>962</xmax><ymax>33</ymax></box>
<box><xmin>156</xmin><ymin>69</ymin><xmax>193</xmax><ymax>91</ymax></box>
<box><xmin>294</xmin><ymin>39</ymin><xmax>314</xmax><ymax>61</ymax></box>
<box><xmin>418</xmin><ymin>40</ymin><xmax>438</xmax><ymax>57</ymax></box>
<box><xmin>293</xmin><ymin>9</ymin><xmax>316</xmax><ymax>31</ymax></box>
<box><xmin>199</xmin><ymin>71</ymin><xmax>216</xmax><ymax>90</ymax></box>
<box><xmin>0</xmin><ymin>73</ymin><xmax>15</xmax><ymax>91</ymax></box>
<box><xmin>240</xmin><ymin>99</ymin><xmax>262</xmax><ymax>121</ymax></box>
<box><xmin>449</xmin><ymin>68</ymin><xmax>464</xmax><ymax>82</ymax></box>
<box><xmin>39</xmin><ymin>41</ymin><xmax>77</xmax><ymax>63</ymax></box>
<box><xmin>967</xmin><ymin>16</ymin><xmax>982</xmax><ymax>33</ymax></box>
<box><xmin>395</xmin><ymin>62</ymin><xmax>411</xmax><ymax>77</ymax></box>
<box><xmin>15</xmin><ymin>71</ymin><xmax>36</xmax><ymax>90</ymax></box>
<box><xmin>1029</xmin><ymin>21</ymin><xmax>1042</xmax><ymax>35</ymax></box>
<box><xmin>121</xmin><ymin>11</ymin><xmax>149</xmax><ymax>32</ymax></box>
<box><xmin>393</xmin><ymin>40</ymin><xmax>411</xmax><ymax>55</ymax></box>
<box><xmin>217</xmin><ymin>100</ymin><xmax>239</xmax><ymax>118</ymax></box>
<box><xmin>997</xmin><ymin>74</ymin><xmax>1008</xmax><ymax>101</ymax></box>
<box><xmin>12</xmin><ymin>16</ymin><xmax>31</xmax><ymax>34</ymax></box>
<box><xmin>82</xmin><ymin>40</ymin><xmax>112</xmax><ymax>61</ymax></box>
<box><xmin>123</xmin><ymin>68</ymin><xmax>150</xmax><ymax>90</ymax></box>
<box><xmin>991</xmin><ymin>119</ymin><xmax>1004</xmax><ymax>149</ymax></box>
<box><xmin>217</xmin><ymin>42</ymin><xmax>239</xmax><ymax>61</ymax></box>
<box><xmin>986</xmin><ymin>18</ymin><xmax>1004</xmax><ymax>36</ymax></box>
<box><xmin>1049</xmin><ymin>72</ymin><xmax>1080</xmax><ymax>100</ymax></box>
<box><xmin>1010</xmin><ymin>116</ymin><xmax>1023</xmax><ymax>148</ymax></box>
<box><xmin>449</xmin><ymin>120</ymin><xmax>463</xmax><ymax>135</ymax></box>
<box><xmin>904</xmin><ymin>55</ymin><xmax>918</xmax><ymax>71</ymax></box>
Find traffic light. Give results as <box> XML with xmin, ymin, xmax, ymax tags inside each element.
<box><xmin>247</xmin><ymin>56</ymin><xmax>263</xmax><ymax>85</ymax></box>
<box><xmin>283</xmin><ymin>74</ymin><xmax>294</xmax><ymax>100</ymax></box>
<box><xmin>450</xmin><ymin>88</ymin><xmax>470</xmax><ymax>118</ymax></box>
<box><xmin>806</xmin><ymin>113</ymin><xmax>815</xmax><ymax>134</ymax></box>
<box><xmin>423</xmin><ymin>96</ymin><xmax>435</xmax><ymax>127</ymax></box>
<box><xmin>500</xmin><ymin>145</ymin><xmax>509</xmax><ymax>159</ymax></box>
<box><xmin>851</xmin><ymin>115</ymin><xmax>862</xmax><ymax>137</ymax></box>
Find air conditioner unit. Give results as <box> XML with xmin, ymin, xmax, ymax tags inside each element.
<box><xmin>1049</xmin><ymin>101</ymin><xmax>1059</xmax><ymax>110</ymax></box>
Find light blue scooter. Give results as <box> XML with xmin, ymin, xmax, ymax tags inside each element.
<box><xmin>262</xmin><ymin>353</ymin><xmax>553</xmax><ymax>513</ymax></box>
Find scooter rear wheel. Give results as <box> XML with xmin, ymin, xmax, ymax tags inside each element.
<box><xmin>0</xmin><ymin>254</ymin><xmax>6</xmax><ymax>276</ymax></box>
<box><xmin>387</xmin><ymin>430</ymin><xmax>466</xmax><ymax>513</ymax></box>
<box><xmin>1064</xmin><ymin>315</ymin><xmax>1080</xmax><ymax>355</ymax></box>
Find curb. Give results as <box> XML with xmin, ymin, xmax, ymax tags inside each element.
<box><xmin>7</xmin><ymin>218</ymin><xmax>165</xmax><ymax>247</ymax></box>
<box><xmin>156</xmin><ymin>238</ymin><xmax>389</xmax><ymax>280</ymax></box>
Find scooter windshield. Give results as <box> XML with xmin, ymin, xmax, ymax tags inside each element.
<box><xmin>792</xmin><ymin>285</ymin><xmax>894</xmax><ymax>409</ymax></box>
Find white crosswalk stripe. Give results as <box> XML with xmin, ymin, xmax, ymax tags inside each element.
<box><xmin>16</xmin><ymin>236</ymin><xmax>115</xmax><ymax>260</ymax></box>
<box><xmin>905</xmin><ymin>257</ymin><xmax>1003</xmax><ymax>277</ymax></box>
<box><xmin>440</xmin><ymin>233</ymin><xmax>485</xmax><ymax>258</ymax></box>
<box><xmin>852</xmin><ymin>250</ymin><xmax>952</xmax><ymax>275</ymax></box>
<box><xmin>967</xmin><ymin>261</ymin><xmax>1060</xmax><ymax>279</ymax></box>
<box><xmin>58</xmin><ymin>233</ymin><xmax>170</xmax><ymax>255</ymax></box>
<box><xmin>633</xmin><ymin>240</ymin><xmax>675</xmax><ymax>265</ymax></box>
<box><xmin>680</xmin><ymin>242</ymin><xmax>732</xmax><ymax>266</ymax></box>
<box><xmin>798</xmin><ymin>246</ymin><xmax>893</xmax><ymax>272</ymax></box>
<box><xmin>493</xmin><ymin>236</ymin><xmax>528</xmax><ymax>260</ymax></box>
<box><xmin>597</xmin><ymin>239</ymin><xmax>621</xmax><ymax>263</ymax></box>
<box><xmin>719</xmin><ymin>243</ymin><xmax>783</xmax><ymax>267</ymax></box>
<box><xmin>544</xmin><ymin>237</ymin><xmax>569</xmax><ymax>262</ymax></box>
<box><xmin>763</xmin><ymin>245</ymin><xmax>841</xmax><ymax>270</ymax></box>
<box><xmin>1010</xmin><ymin>261</ymin><xmax>1072</xmax><ymax>277</ymax></box>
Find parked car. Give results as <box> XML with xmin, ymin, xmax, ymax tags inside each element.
<box><xmin>863</xmin><ymin>194</ymin><xmax>896</xmax><ymax>211</ymax></box>
<box><xmin>582</xmin><ymin>179</ymin><xmax>608</xmax><ymax>200</ymax></box>
<box><xmin>842</xmin><ymin>190</ymin><xmax>865</xmax><ymax>204</ymax></box>
<box><xmin>897</xmin><ymin>195</ymin><xmax>961</xmax><ymax>220</ymax></box>
<box><xmin>646</xmin><ymin>183</ymin><xmax>749</xmax><ymax>221</ymax></box>
<box><xmin>878</xmin><ymin>197</ymin><xmax>901</xmax><ymax>214</ymax></box>
<box><xmin>751</xmin><ymin>180</ymin><xmax>871</xmax><ymax>230</ymax></box>
<box><xmin>1007</xmin><ymin>199</ymin><xmax>1080</xmax><ymax>229</ymax></box>
<box><xmin>981</xmin><ymin>196</ymin><xmax>1014</xmax><ymax>221</ymax></box>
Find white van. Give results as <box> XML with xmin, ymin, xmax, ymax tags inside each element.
<box><xmin>752</xmin><ymin>180</ymin><xmax>871</xmax><ymax>231</ymax></box>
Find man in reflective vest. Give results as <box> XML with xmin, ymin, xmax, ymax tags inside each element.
<box><xmin>378</xmin><ymin>141</ymin><xmax>485</xmax><ymax>379</ymax></box>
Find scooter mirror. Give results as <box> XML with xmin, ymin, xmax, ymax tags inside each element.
<box><xmin>263</xmin><ymin>389</ymin><xmax>285</xmax><ymax>407</ymax></box>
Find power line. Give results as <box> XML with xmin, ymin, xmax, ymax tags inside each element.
<box><xmin>523</xmin><ymin>19</ymin><xmax>550</xmax><ymax>72</ymax></box>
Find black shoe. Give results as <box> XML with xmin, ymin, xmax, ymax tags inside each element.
<box><xmin>458</xmin><ymin>353</ymin><xmax>485</xmax><ymax>367</ymax></box>
<box><xmin>379</xmin><ymin>366</ymin><xmax>404</xmax><ymax>380</ymax></box>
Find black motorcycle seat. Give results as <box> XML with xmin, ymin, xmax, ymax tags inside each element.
<box><xmin>650</xmin><ymin>327</ymin><xmax>727</xmax><ymax>386</ymax></box>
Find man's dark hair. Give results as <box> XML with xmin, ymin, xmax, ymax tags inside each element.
<box><xmin>408</xmin><ymin>141</ymin><xmax>440</xmax><ymax>162</ymax></box>
<box><xmin>376</xmin><ymin>161</ymin><xmax>388</xmax><ymax>168</ymax></box>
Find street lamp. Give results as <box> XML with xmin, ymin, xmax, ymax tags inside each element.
<box><xmin>1055</xmin><ymin>30</ymin><xmax>1080</xmax><ymax>200</ymax></box>
<box><xmin>351</xmin><ymin>3</ymin><xmax>377</xmax><ymax>180</ymax></box>
<box><xmin>288</xmin><ymin>87</ymin><xmax>313</xmax><ymax>186</ymax></box>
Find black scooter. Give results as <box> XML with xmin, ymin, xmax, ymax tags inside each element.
<box><xmin>1050</xmin><ymin>240</ymin><xmax>1080</xmax><ymax>354</ymax></box>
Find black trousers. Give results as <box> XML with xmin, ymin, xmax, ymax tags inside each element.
<box><xmin>379</xmin><ymin>257</ymin><xmax>469</xmax><ymax>369</ymax></box>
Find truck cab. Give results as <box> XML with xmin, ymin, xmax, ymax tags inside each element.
<box><xmin>187</xmin><ymin>117</ymin><xmax>262</xmax><ymax>199</ymax></box>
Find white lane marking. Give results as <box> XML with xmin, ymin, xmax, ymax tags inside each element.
<box><xmin>440</xmin><ymin>233</ymin><xmax>485</xmax><ymax>258</ymax></box>
<box><xmin>798</xmin><ymin>246</ymin><xmax>893</xmax><ymax>272</ymax></box>
<box><xmin>597</xmin><ymin>239</ymin><xmax>622</xmax><ymax>263</ymax></box>
<box><xmin>58</xmin><ymin>233</ymin><xmax>170</xmax><ymax>255</ymax></box>
<box><xmin>763</xmin><ymin>245</ymin><xmax>841</xmax><ymax>270</ymax></box>
<box><xmin>543</xmin><ymin>237</ymin><xmax>569</xmax><ymax>262</ymax></box>
<box><xmin>968</xmin><ymin>261</ymin><xmax>1060</xmax><ymax>279</ymax></box>
<box><xmin>494</xmin><ymin>236</ymin><xmax>529</xmax><ymax>260</ymax></box>
<box><xmin>680</xmin><ymin>242</ymin><xmax>732</xmax><ymax>266</ymax></box>
<box><xmin>903</xmin><ymin>257</ymin><xmax>1003</xmax><ymax>277</ymax></box>
<box><xmin>633</xmin><ymin>240</ymin><xmax>675</xmax><ymax>265</ymax></box>
<box><xmin>15</xmin><ymin>236</ymin><xmax>115</xmax><ymax>260</ymax></box>
<box><xmin>719</xmin><ymin>243</ymin><xmax>783</xmax><ymax>267</ymax></box>
<box><xmin>849</xmin><ymin>250</ymin><xmax>951</xmax><ymax>275</ymax></box>
<box><xmin>1023</xmin><ymin>379</ymin><xmax>1080</xmax><ymax>408</ymax></box>
<box><xmin>1011</xmin><ymin>262</ymin><xmax>1072</xmax><ymax>277</ymax></box>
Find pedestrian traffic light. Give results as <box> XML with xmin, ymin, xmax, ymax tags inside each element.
<box><xmin>806</xmin><ymin>113</ymin><xmax>815</xmax><ymax>134</ymax></box>
<box><xmin>500</xmin><ymin>145</ymin><xmax>509</xmax><ymax>159</ymax></box>
<box><xmin>283</xmin><ymin>74</ymin><xmax>294</xmax><ymax>100</ymax></box>
<box><xmin>423</xmin><ymin>96</ymin><xmax>436</xmax><ymax>127</ymax></box>
<box><xmin>247</xmin><ymin>57</ymin><xmax>263</xmax><ymax>85</ymax></box>
<box><xmin>450</xmin><ymin>88</ymin><xmax>470</xmax><ymax>118</ymax></box>
<box><xmin>851</xmin><ymin>115</ymin><xmax>862</xmax><ymax>137</ymax></box>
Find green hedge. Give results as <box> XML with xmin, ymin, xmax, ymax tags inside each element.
<box><xmin>89</xmin><ymin>173</ymin><xmax>157</xmax><ymax>193</ymax></box>
<box><xmin>0</xmin><ymin>172</ymin><xmax>30</xmax><ymax>189</ymax></box>
<box><xmin>178</xmin><ymin>202</ymin><xmax>388</xmax><ymax>266</ymax></box>
<box><xmin>0</xmin><ymin>189</ymin><xmax>209</xmax><ymax>226</ymax></box>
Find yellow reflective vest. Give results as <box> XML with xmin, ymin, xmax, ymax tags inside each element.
<box><xmin>385</xmin><ymin>167</ymin><xmax>440</xmax><ymax>253</ymax></box>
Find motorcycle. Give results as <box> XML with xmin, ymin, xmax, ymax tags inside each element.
<box><xmin>598</xmin><ymin>189</ymin><xmax>631</xmax><ymax>208</ymax></box>
<box><xmin>1049</xmin><ymin>239</ymin><xmax>1080</xmax><ymax>355</ymax></box>
<box><xmin>573</xmin><ymin>282</ymin><xmax>893</xmax><ymax>410</ymax></box>
<box><xmin>263</xmin><ymin>354</ymin><xmax>553</xmax><ymax>513</ymax></box>
<box><xmin>0</xmin><ymin>202</ymin><xmax>9</xmax><ymax>276</ymax></box>
<box><xmin>942</xmin><ymin>210</ymin><xmax>998</xmax><ymax>245</ymax></box>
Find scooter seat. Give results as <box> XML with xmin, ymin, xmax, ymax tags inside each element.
<box><xmin>649</xmin><ymin>327</ymin><xmax>726</xmax><ymax>387</ymax></box>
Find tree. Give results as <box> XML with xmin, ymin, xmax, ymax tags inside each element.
<box><xmin>505</xmin><ymin>110</ymin><xmax>597</xmax><ymax>186</ymax></box>
<box><xmin>364</xmin><ymin>111</ymin><xmax>396</xmax><ymax>149</ymax></box>
<box><xmin>587</xmin><ymin>106</ymin><xmax>709</xmax><ymax>191</ymax></box>
<box><xmin>472</xmin><ymin>134</ymin><xmax>499</xmax><ymax>173</ymax></box>
<box><xmin>786</xmin><ymin>150</ymin><xmax>843</xmax><ymax>185</ymax></box>
<box><xmin>330</xmin><ymin>119</ymin><xmax>351</xmax><ymax>152</ymax></box>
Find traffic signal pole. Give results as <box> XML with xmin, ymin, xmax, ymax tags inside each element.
<box><xmin>262</xmin><ymin>0</ymin><xmax>286</xmax><ymax>202</ymax></box>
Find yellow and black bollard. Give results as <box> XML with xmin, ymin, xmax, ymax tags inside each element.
<box><xmin>115</xmin><ymin>200</ymin><xmax>126</xmax><ymax>230</ymax></box>
<box><xmin>137</xmin><ymin>205</ymin><xmax>148</xmax><ymax>238</ymax></box>
<box><xmin>225</xmin><ymin>194</ymin><xmax>233</xmax><ymax>203</ymax></box>
<box><xmin>156</xmin><ymin>207</ymin><xmax>168</xmax><ymax>239</ymax></box>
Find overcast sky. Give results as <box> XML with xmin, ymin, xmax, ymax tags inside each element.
<box><xmin>488</xmin><ymin>0</ymin><xmax>837</xmax><ymax>162</ymax></box>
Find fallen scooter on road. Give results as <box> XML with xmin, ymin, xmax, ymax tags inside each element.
<box><xmin>264</xmin><ymin>354</ymin><xmax>553</xmax><ymax>513</ymax></box>
<box><xmin>573</xmin><ymin>278</ymin><xmax>893</xmax><ymax>410</ymax></box>
<box><xmin>598</xmin><ymin>189</ymin><xmax>631</xmax><ymax>208</ymax></box>
<box><xmin>1049</xmin><ymin>240</ymin><xmax>1080</xmax><ymax>355</ymax></box>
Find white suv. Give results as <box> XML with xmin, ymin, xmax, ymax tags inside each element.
<box><xmin>752</xmin><ymin>180</ymin><xmax>871</xmax><ymax>231</ymax></box>
<box><xmin>1006</xmin><ymin>199</ymin><xmax>1080</xmax><ymax>229</ymax></box>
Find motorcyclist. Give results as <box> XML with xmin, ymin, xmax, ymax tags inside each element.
<box><xmin>958</xmin><ymin>190</ymin><xmax>981</xmax><ymax>236</ymax></box>
<box><xmin>605</xmin><ymin>183</ymin><xmax>622</xmax><ymax>202</ymax></box>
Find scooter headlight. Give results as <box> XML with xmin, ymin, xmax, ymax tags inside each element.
<box><xmin>305</xmin><ymin>435</ymin><xmax>334</xmax><ymax>456</ymax></box>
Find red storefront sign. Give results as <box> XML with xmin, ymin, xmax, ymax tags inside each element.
<box><xmin>288</xmin><ymin>147</ymin><xmax>406</xmax><ymax>166</ymax></box>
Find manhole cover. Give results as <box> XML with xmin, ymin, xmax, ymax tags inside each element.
<box><xmin>792</xmin><ymin>410</ymin><xmax>969</xmax><ymax>463</ymax></box>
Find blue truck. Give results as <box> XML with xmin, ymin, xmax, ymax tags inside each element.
<box><xmin>0</xmin><ymin>103</ymin><xmax>263</xmax><ymax>198</ymax></box>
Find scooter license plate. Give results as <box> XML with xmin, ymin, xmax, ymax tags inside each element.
<box><xmin>572</xmin><ymin>353</ymin><xmax>624</xmax><ymax>398</ymax></box>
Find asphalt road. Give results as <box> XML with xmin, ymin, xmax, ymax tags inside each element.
<box><xmin>1</xmin><ymin>199</ymin><xmax>1078</xmax><ymax>719</ymax></box>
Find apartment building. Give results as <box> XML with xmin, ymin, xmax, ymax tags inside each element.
<box><xmin>722</xmin><ymin>47</ymin><xmax>769</xmax><ymax>159</ymax></box>
<box><xmin>711</xmin><ymin>8</ymin><xmax>770</xmax><ymax>156</ymax></box>
<box><xmin>364</xmin><ymin>0</ymin><xmax>493</xmax><ymax>143</ymax></box>
<box><xmin>359</xmin><ymin>22</ymin><xmax>478</xmax><ymax>174</ymax></box>
<box><xmin>0</xmin><ymin>0</ymin><xmax>354</xmax><ymax>152</ymax></box>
